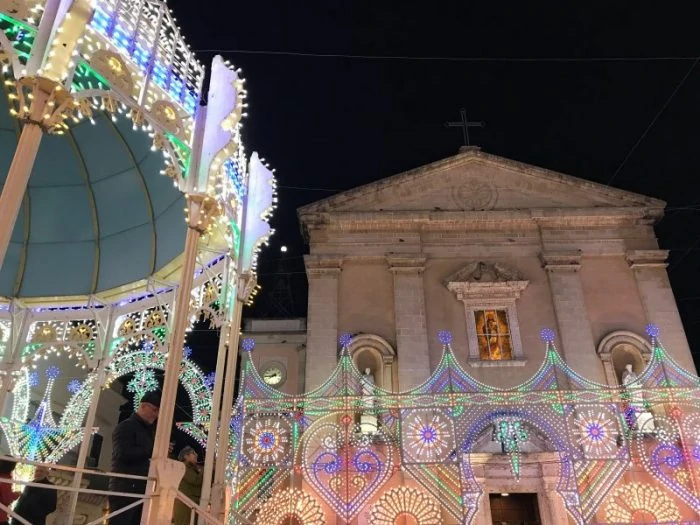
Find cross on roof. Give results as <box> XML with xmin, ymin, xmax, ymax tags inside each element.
<box><xmin>445</xmin><ymin>108</ymin><xmax>484</xmax><ymax>147</ymax></box>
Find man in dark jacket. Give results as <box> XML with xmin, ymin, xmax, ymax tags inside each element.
<box><xmin>11</xmin><ymin>465</ymin><xmax>57</xmax><ymax>525</ymax></box>
<box><xmin>108</xmin><ymin>391</ymin><xmax>162</xmax><ymax>525</ymax></box>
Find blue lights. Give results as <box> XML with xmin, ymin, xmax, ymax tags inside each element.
<box><xmin>87</xmin><ymin>7</ymin><xmax>200</xmax><ymax>116</ymax></box>
<box><xmin>224</xmin><ymin>158</ymin><xmax>247</xmax><ymax>199</ymax></box>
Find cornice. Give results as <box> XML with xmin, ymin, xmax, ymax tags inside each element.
<box><xmin>304</xmin><ymin>255</ymin><xmax>343</xmax><ymax>277</ymax></box>
<box><xmin>299</xmin><ymin>207</ymin><xmax>662</xmax><ymax>234</ymax></box>
<box><xmin>626</xmin><ymin>249</ymin><xmax>669</xmax><ymax>269</ymax></box>
<box><xmin>386</xmin><ymin>254</ymin><xmax>427</xmax><ymax>273</ymax></box>
<box><xmin>540</xmin><ymin>250</ymin><xmax>582</xmax><ymax>272</ymax></box>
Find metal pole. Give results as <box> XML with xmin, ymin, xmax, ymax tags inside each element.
<box><xmin>210</xmin><ymin>285</ymin><xmax>245</xmax><ymax>520</ymax></box>
<box><xmin>198</xmin><ymin>259</ymin><xmax>232</xmax><ymax>512</ymax></box>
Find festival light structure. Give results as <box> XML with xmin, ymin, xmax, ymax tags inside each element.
<box><xmin>0</xmin><ymin>0</ymin><xmax>276</xmax><ymax>522</ymax></box>
<box><xmin>231</xmin><ymin>326</ymin><xmax>700</xmax><ymax>524</ymax></box>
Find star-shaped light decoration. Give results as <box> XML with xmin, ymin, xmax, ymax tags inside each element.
<box><xmin>540</xmin><ymin>328</ymin><xmax>556</xmax><ymax>344</ymax></box>
<box><xmin>67</xmin><ymin>379</ymin><xmax>82</xmax><ymax>395</ymax></box>
<box><xmin>339</xmin><ymin>333</ymin><xmax>353</xmax><ymax>348</ymax></box>
<box><xmin>646</xmin><ymin>324</ymin><xmax>660</xmax><ymax>339</ymax></box>
<box><xmin>437</xmin><ymin>330</ymin><xmax>452</xmax><ymax>345</ymax></box>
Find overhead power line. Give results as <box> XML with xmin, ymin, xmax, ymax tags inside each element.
<box><xmin>195</xmin><ymin>50</ymin><xmax>700</xmax><ymax>62</ymax></box>
<box><xmin>606</xmin><ymin>56</ymin><xmax>700</xmax><ymax>185</ymax></box>
<box><xmin>193</xmin><ymin>49</ymin><xmax>700</xmax><ymax>62</ymax></box>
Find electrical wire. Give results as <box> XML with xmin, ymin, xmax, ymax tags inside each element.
<box><xmin>194</xmin><ymin>50</ymin><xmax>699</xmax><ymax>63</ymax></box>
<box><xmin>607</xmin><ymin>56</ymin><xmax>700</xmax><ymax>185</ymax></box>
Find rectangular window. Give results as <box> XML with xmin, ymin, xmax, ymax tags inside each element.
<box><xmin>474</xmin><ymin>309</ymin><xmax>513</xmax><ymax>361</ymax></box>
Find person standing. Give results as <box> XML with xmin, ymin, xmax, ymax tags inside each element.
<box><xmin>109</xmin><ymin>391</ymin><xmax>163</xmax><ymax>525</ymax></box>
<box><xmin>172</xmin><ymin>446</ymin><xmax>203</xmax><ymax>525</ymax></box>
<box><xmin>0</xmin><ymin>459</ymin><xmax>19</xmax><ymax>525</ymax></box>
<box><xmin>10</xmin><ymin>465</ymin><xmax>57</xmax><ymax>525</ymax></box>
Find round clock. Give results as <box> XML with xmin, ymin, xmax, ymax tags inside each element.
<box><xmin>261</xmin><ymin>363</ymin><xmax>286</xmax><ymax>387</ymax></box>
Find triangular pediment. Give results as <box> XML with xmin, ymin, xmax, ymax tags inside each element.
<box><xmin>299</xmin><ymin>148</ymin><xmax>664</xmax><ymax>214</ymax></box>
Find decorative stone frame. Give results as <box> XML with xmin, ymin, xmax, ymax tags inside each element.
<box><xmin>347</xmin><ymin>334</ymin><xmax>397</xmax><ymax>391</ymax></box>
<box><xmin>444</xmin><ymin>263</ymin><xmax>529</xmax><ymax>368</ymax></box>
<box><xmin>596</xmin><ymin>331</ymin><xmax>652</xmax><ymax>386</ymax></box>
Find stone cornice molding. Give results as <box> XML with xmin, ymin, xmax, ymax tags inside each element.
<box><xmin>304</xmin><ymin>255</ymin><xmax>343</xmax><ymax>277</ymax></box>
<box><xmin>540</xmin><ymin>250</ymin><xmax>582</xmax><ymax>272</ymax></box>
<box><xmin>626</xmin><ymin>249</ymin><xmax>669</xmax><ymax>269</ymax></box>
<box><xmin>444</xmin><ymin>261</ymin><xmax>529</xmax><ymax>304</ymax></box>
<box><xmin>298</xmin><ymin>207</ymin><xmax>662</xmax><ymax>236</ymax></box>
<box><xmin>386</xmin><ymin>254</ymin><xmax>427</xmax><ymax>273</ymax></box>
<box><xmin>449</xmin><ymin>281</ymin><xmax>529</xmax><ymax>305</ymax></box>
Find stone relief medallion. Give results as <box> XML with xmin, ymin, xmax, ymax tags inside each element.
<box><xmin>451</xmin><ymin>177</ymin><xmax>498</xmax><ymax>210</ymax></box>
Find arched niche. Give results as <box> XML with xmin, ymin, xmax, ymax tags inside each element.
<box><xmin>597</xmin><ymin>331</ymin><xmax>652</xmax><ymax>386</ymax></box>
<box><xmin>347</xmin><ymin>334</ymin><xmax>397</xmax><ymax>391</ymax></box>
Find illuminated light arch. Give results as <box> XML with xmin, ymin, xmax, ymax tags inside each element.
<box><xmin>105</xmin><ymin>350</ymin><xmax>212</xmax><ymax>426</ymax></box>
<box><xmin>255</xmin><ymin>488</ymin><xmax>325</xmax><ymax>525</ymax></box>
<box><xmin>603</xmin><ymin>482</ymin><xmax>680</xmax><ymax>524</ymax></box>
<box><xmin>370</xmin><ymin>486</ymin><xmax>442</xmax><ymax>525</ymax></box>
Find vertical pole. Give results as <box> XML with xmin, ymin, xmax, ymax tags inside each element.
<box><xmin>198</xmin><ymin>259</ymin><xmax>232</xmax><ymax>512</ymax></box>
<box><xmin>0</xmin><ymin>123</ymin><xmax>44</xmax><ymax>271</ymax></box>
<box><xmin>65</xmin><ymin>365</ymin><xmax>106</xmax><ymax>517</ymax></box>
<box><xmin>144</xmin><ymin>195</ymin><xmax>219</xmax><ymax>525</ymax></box>
<box><xmin>210</xmin><ymin>281</ymin><xmax>245</xmax><ymax>520</ymax></box>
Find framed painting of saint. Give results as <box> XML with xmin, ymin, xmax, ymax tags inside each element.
<box><xmin>474</xmin><ymin>309</ymin><xmax>513</xmax><ymax>361</ymax></box>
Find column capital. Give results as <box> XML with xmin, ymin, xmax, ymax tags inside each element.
<box><xmin>185</xmin><ymin>193</ymin><xmax>222</xmax><ymax>233</ymax></box>
<box><xmin>626</xmin><ymin>249</ymin><xmax>669</xmax><ymax>269</ymax></box>
<box><xmin>12</xmin><ymin>76</ymin><xmax>77</xmax><ymax>134</ymax></box>
<box><xmin>304</xmin><ymin>255</ymin><xmax>343</xmax><ymax>277</ymax></box>
<box><xmin>386</xmin><ymin>254</ymin><xmax>427</xmax><ymax>274</ymax></box>
<box><xmin>539</xmin><ymin>250</ymin><xmax>582</xmax><ymax>272</ymax></box>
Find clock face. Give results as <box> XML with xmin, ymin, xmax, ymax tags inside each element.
<box><xmin>262</xmin><ymin>365</ymin><xmax>284</xmax><ymax>387</ymax></box>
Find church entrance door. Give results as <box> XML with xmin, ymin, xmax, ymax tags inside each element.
<box><xmin>488</xmin><ymin>493</ymin><xmax>542</xmax><ymax>524</ymax></box>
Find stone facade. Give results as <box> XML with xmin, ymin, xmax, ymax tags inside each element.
<box><xmin>297</xmin><ymin>147</ymin><xmax>691</xmax><ymax>390</ymax></box>
<box><xmin>282</xmin><ymin>147</ymin><xmax>698</xmax><ymax>523</ymax></box>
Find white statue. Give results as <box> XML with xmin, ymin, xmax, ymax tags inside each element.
<box><xmin>360</xmin><ymin>368</ymin><xmax>378</xmax><ymax>434</ymax></box>
<box><xmin>622</xmin><ymin>363</ymin><xmax>654</xmax><ymax>432</ymax></box>
<box><xmin>362</xmin><ymin>368</ymin><xmax>376</xmax><ymax>408</ymax></box>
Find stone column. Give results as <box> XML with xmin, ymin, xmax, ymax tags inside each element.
<box><xmin>387</xmin><ymin>256</ymin><xmax>430</xmax><ymax>390</ymax></box>
<box><xmin>304</xmin><ymin>256</ymin><xmax>343</xmax><ymax>390</ymax></box>
<box><xmin>626</xmin><ymin>250</ymin><xmax>695</xmax><ymax>372</ymax></box>
<box><xmin>540</xmin><ymin>251</ymin><xmax>601</xmax><ymax>380</ymax></box>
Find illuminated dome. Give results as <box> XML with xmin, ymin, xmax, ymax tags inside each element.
<box><xmin>0</xmin><ymin>92</ymin><xmax>186</xmax><ymax>300</ymax></box>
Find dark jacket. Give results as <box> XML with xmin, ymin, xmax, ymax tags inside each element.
<box><xmin>11</xmin><ymin>477</ymin><xmax>57</xmax><ymax>525</ymax></box>
<box><xmin>109</xmin><ymin>413</ymin><xmax>155</xmax><ymax>492</ymax></box>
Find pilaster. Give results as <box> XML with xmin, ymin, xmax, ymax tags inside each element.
<box><xmin>304</xmin><ymin>255</ymin><xmax>343</xmax><ymax>389</ymax></box>
<box><xmin>387</xmin><ymin>255</ymin><xmax>430</xmax><ymax>390</ymax></box>
<box><xmin>540</xmin><ymin>250</ymin><xmax>602</xmax><ymax>380</ymax></box>
<box><xmin>626</xmin><ymin>249</ymin><xmax>695</xmax><ymax>372</ymax></box>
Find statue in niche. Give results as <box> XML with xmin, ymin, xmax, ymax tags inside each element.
<box><xmin>622</xmin><ymin>363</ymin><xmax>654</xmax><ymax>432</ymax></box>
<box><xmin>362</xmin><ymin>368</ymin><xmax>376</xmax><ymax>408</ymax></box>
<box><xmin>360</xmin><ymin>368</ymin><xmax>378</xmax><ymax>434</ymax></box>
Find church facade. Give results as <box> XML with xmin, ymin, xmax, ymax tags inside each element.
<box><xmin>235</xmin><ymin>147</ymin><xmax>700</xmax><ymax>524</ymax></box>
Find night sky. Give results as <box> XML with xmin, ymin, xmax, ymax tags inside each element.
<box><xmin>171</xmin><ymin>2</ymin><xmax>700</xmax><ymax>429</ymax></box>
